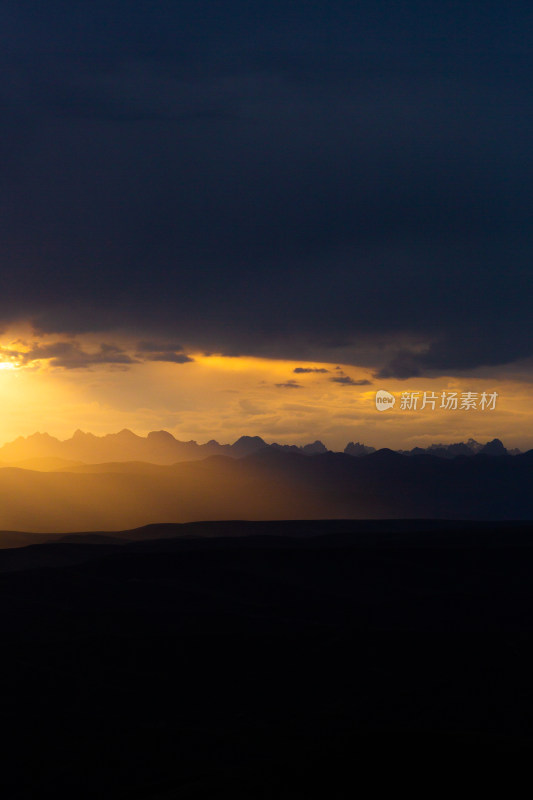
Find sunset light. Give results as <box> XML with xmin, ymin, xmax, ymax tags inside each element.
<box><xmin>0</xmin><ymin>3</ymin><xmax>531</xmax><ymax>793</ymax></box>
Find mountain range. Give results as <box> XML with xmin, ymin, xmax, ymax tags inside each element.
<box><xmin>0</xmin><ymin>429</ymin><xmax>520</xmax><ymax>466</ymax></box>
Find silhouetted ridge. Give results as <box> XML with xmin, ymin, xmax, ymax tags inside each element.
<box><xmin>368</xmin><ymin>448</ymin><xmax>406</xmax><ymax>460</ymax></box>
<box><xmin>230</xmin><ymin>435</ymin><xmax>269</xmax><ymax>457</ymax></box>
<box><xmin>344</xmin><ymin>441</ymin><xmax>376</xmax><ymax>456</ymax></box>
<box><xmin>0</xmin><ymin>442</ymin><xmax>530</xmax><ymax>530</ymax></box>
<box><xmin>480</xmin><ymin>438</ymin><xmax>507</xmax><ymax>456</ymax></box>
<box><xmin>0</xmin><ymin>431</ymin><xmax>522</xmax><ymax>468</ymax></box>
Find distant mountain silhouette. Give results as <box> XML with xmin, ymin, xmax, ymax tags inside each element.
<box><xmin>270</xmin><ymin>439</ymin><xmax>328</xmax><ymax>455</ymax></box>
<box><xmin>344</xmin><ymin>441</ymin><xmax>377</xmax><ymax>456</ymax></box>
<box><xmin>0</xmin><ymin>429</ymin><xmax>272</xmax><ymax>464</ymax></box>
<box><xmin>399</xmin><ymin>437</ymin><xmax>519</xmax><ymax>458</ymax></box>
<box><xmin>0</xmin><ymin>430</ymin><xmax>332</xmax><ymax>465</ymax></box>
<box><xmin>0</xmin><ymin>430</ymin><xmax>520</xmax><ymax>465</ymax></box>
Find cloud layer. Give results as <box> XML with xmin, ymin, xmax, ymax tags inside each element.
<box><xmin>0</xmin><ymin>2</ymin><xmax>531</xmax><ymax>377</ymax></box>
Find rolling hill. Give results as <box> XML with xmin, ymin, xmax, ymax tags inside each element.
<box><xmin>0</xmin><ymin>447</ymin><xmax>531</xmax><ymax>532</ymax></box>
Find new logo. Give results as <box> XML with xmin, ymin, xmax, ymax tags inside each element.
<box><xmin>375</xmin><ymin>390</ymin><xmax>396</xmax><ymax>411</ymax></box>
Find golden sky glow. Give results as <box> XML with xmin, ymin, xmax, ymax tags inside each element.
<box><xmin>0</xmin><ymin>328</ymin><xmax>530</xmax><ymax>451</ymax></box>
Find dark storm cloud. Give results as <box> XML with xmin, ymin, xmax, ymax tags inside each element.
<box><xmin>2</xmin><ymin>339</ymin><xmax>196</xmax><ymax>369</ymax></box>
<box><xmin>135</xmin><ymin>340</ymin><xmax>194</xmax><ymax>363</ymax></box>
<box><xmin>21</xmin><ymin>342</ymin><xmax>136</xmax><ymax>369</ymax></box>
<box><xmin>0</xmin><ymin>338</ymin><xmax>197</xmax><ymax>369</ymax></box>
<box><xmin>376</xmin><ymin>351</ymin><xmax>424</xmax><ymax>380</ymax></box>
<box><xmin>330</xmin><ymin>376</ymin><xmax>372</xmax><ymax>386</ymax></box>
<box><xmin>137</xmin><ymin>341</ymin><xmax>185</xmax><ymax>353</ymax></box>
<box><xmin>0</xmin><ymin>1</ymin><xmax>532</xmax><ymax>376</ymax></box>
<box><xmin>293</xmin><ymin>367</ymin><xmax>330</xmax><ymax>374</ymax></box>
<box><xmin>141</xmin><ymin>352</ymin><xmax>194</xmax><ymax>364</ymax></box>
<box><xmin>275</xmin><ymin>381</ymin><xmax>302</xmax><ymax>389</ymax></box>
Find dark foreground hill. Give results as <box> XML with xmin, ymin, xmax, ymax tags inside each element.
<box><xmin>1</xmin><ymin>519</ymin><xmax>533</xmax><ymax>797</ymax></box>
<box><xmin>0</xmin><ymin>448</ymin><xmax>532</xmax><ymax>531</ymax></box>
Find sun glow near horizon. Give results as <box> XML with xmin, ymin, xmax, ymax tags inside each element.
<box><xmin>0</xmin><ymin>334</ymin><xmax>529</xmax><ymax>452</ymax></box>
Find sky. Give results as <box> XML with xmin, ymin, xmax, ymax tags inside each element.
<box><xmin>0</xmin><ymin>1</ymin><xmax>531</xmax><ymax>449</ymax></box>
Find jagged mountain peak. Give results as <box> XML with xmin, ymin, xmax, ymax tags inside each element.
<box><xmin>147</xmin><ymin>430</ymin><xmax>178</xmax><ymax>441</ymax></box>
<box><xmin>113</xmin><ymin>429</ymin><xmax>141</xmax><ymax>439</ymax></box>
<box><xmin>72</xmin><ymin>429</ymin><xmax>96</xmax><ymax>440</ymax></box>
